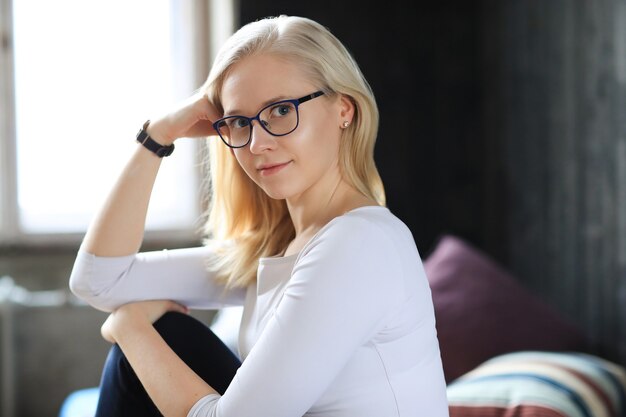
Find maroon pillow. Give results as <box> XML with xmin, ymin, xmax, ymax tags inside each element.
<box><xmin>423</xmin><ymin>235</ymin><xmax>587</xmax><ymax>383</ymax></box>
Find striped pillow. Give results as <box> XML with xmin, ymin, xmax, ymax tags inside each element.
<box><xmin>446</xmin><ymin>351</ymin><xmax>626</xmax><ymax>417</ymax></box>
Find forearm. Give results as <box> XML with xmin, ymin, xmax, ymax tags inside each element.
<box><xmin>115</xmin><ymin>318</ymin><xmax>219</xmax><ymax>417</ymax></box>
<box><xmin>81</xmin><ymin>144</ymin><xmax>162</xmax><ymax>256</ymax></box>
<box><xmin>80</xmin><ymin>95</ymin><xmax>216</xmax><ymax>257</ymax></box>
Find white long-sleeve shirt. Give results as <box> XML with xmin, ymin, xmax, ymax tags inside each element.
<box><xmin>69</xmin><ymin>206</ymin><xmax>449</xmax><ymax>417</ymax></box>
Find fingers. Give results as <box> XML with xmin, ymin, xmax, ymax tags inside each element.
<box><xmin>146</xmin><ymin>93</ymin><xmax>221</xmax><ymax>142</ymax></box>
<box><xmin>185</xmin><ymin>119</ymin><xmax>217</xmax><ymax>138</ymax></box>
<box><xmin>183</xmin><ymin>95</ymin><xmax>221</xmax><ymax>138</ymax></box>
<box><xmin>197</xmin><ymin>93</ymin><xmax>222</xmax><ymax>122</ymax></box>
<box><xmin>98</xmin><ymin>301</ymin><xmax>189</xmax><ymax>345</ymax></box>
<box><xmin>167</xmin><ymin>301</ymin><xmax>189</xmax><ymax>315</ymax></box>
<box><xmin>141</xmin><ymin>299</ymin><xmax>189</xmax><ymax>318</ymax></box>
<box><xmin>180</xmin><ymin>92</ymin><xmax>220</xmax><ymax>124</ymax></box>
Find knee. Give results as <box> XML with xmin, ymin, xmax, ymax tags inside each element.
<box><xmin>153</xmin><ymin>311</ymin><xmax>192</xmax><ymax>328</ymax></box>
<box><xmin>153</xmin><ymin>311</ymin><xmax>200</xmax><ymax>338</ymax></box>
<box><xmin>152</xmin><ymin>312</ymin><xmax>234</xmax><ymax>361</ymax></box>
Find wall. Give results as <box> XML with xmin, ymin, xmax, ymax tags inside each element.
<box><xmin>481</xmin><ymin>0</ymin><xmax>626</xmax><ymax>365</ymax></box>
<box><xmin>0</xmin><ymin>247</ymin><xmax>77</xmax><ymax>291</ymax></box>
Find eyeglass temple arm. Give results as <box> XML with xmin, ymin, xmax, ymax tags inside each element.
<box><xmin>297</xmin><ymin>90</ymin><xmax>324</xmax><ymax>104</ymax></box>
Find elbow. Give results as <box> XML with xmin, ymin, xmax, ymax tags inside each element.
<box><xmin>68</xmin><ymin>261</ymin><xmax>92</xmax><ymax>300</ymax></box>
<box><xmin>69</xmin><ymin>280</ymin><xmax>116</xmax><ymax>313</ymax></box>
<box><xmin>68</xmin><ymin>261</ymin><xmax>116</xmax><ymax>313</ymax></box>
<box><xmin>68</xmin><ymin>271</ymin><xmax>92</xmax><ymax>301</ymax></box>
<box><xmin>68</xmin><ymin>250</ymin><xmax>97</xmax><ymax>300</ymax></box>
<box><xmin>68</xmin><ymin>270</ymin><xmax>108</xmax><ymax>312</ymax></box>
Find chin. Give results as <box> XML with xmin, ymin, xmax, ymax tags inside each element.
<box><xmin>262</xmin><ymin>189</ymin><xmax>291</xmax><ymax>200</ymax></box>
<box><xmin>260</xmin><ymin>184</ymin><xmax>300</xmax><ymax>201</ymax></box>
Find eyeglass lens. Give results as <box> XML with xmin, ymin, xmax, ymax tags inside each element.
<box><xmin>216</xmin><ymin>101</ymin><xmax>299</xmax><ymax>148</ymax></box>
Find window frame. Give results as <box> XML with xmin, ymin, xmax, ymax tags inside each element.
<box><xmin>0</xmin><ymin>0</ymin><xmax>18</xmax><ymax>244</ymax></box>
<box><xmin>0</xmin><ymin>0</ymin><xmax>237</xmax><ymax>247</ymax></box>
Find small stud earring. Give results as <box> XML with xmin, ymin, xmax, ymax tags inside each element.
<box><xmin>342</xmin><ymin>121</ymin><xmax>350</xmax><ymax>128</ymax></box>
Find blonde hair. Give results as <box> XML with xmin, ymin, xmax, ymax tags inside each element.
<box><xmin>201</xmin><ymin>15</ymin><xmax>386</xmax><ymax>288</ymax></box>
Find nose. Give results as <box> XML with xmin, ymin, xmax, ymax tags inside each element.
<box><xmin>248</xmin><ymin>119</ymin><xmax>276</xmax><ymax>154</ymax></box>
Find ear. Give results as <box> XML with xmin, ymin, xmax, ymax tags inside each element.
<box><xmin>338</xmin><ymin>94</ymin><xmax>355</xmax><ymax>128</ymax></box>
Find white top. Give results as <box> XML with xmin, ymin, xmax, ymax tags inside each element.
<box><xmin>69</xmin><ymin>206</ymin><xmax>449</xmax><ymax>417</ymax></box>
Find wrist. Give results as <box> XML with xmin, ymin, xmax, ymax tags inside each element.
<box><xmin>136</xmin><ymin>120</ymin><xmax>175</xmax><ymax>157</ymax></box>
<box><xmin>145</xmin><ymin>120</ymin><xmax>175</xmax><ymax>146</ymax></box>
<box><xmin>110</xmin><ymin>309</ymin><xmax>151</xmax><ymax>342</ymax></box>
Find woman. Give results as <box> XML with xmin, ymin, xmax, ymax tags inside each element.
<box><xmin>70</xmin><ymin>15</ymin><xmax>449</xmax><ymax>417</ymax></box>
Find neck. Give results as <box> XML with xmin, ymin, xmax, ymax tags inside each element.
<box><xmin>285</xmin><ymin>176</ymin><xmax>377</xmax><ymax>238</ymax></box>
<box><xmin>285</xmin><ymin>178</ymin><xmax>341</xmax><ymax>236</ymax></box>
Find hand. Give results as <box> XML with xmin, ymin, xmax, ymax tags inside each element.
<box><xmin>101</xmin><ymin>300</ymin><xmax>189</xmax><ymax>344</ymax></box>
<box><xmin>146</xmin><ymin>93</ymin><xmax>222</xmax><ymax>145</ymax></box>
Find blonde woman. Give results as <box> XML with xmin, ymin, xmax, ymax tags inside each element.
<box><xmin>70</xmin><ymin>15</ymin><xmax>449</xmax><ymax>417</ymax></box>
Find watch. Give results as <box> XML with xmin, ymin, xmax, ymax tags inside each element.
<box><xmin>136</xmin><ymin>120</ymin><xmax>175</xmax><ymax>157</ymax></box>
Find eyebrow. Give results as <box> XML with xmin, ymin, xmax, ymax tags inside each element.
<box><xmin>224</xmin><ymin>95</ymin><xmax>289</xmax><ymax>117</ymax></box>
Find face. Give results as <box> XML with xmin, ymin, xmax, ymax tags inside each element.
<box><xmin>219</xmin><ymin>54</ymin><xmax>352</xmax><ymax>202</ymax></box>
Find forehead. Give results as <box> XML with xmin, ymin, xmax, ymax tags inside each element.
<box><xmin>221</xmin><ymin>54</ymin><xmax>315</xmax><ymax>114</ymax></box>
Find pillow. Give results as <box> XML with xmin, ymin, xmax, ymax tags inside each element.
<box><xmin>423</xmin><ymin>235</ymin><xmax>588</xmax><ymax>383</ymax></box>
<box><xmin>446</xmin><ymin>351</ymin><xmax>626</xmax><ymax>417</ymax></box>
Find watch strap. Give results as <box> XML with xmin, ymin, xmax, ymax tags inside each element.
<box><xmin>136</xmin><ymin>120</ymin><xmax>175</xmax><ymax>157</ymax></box>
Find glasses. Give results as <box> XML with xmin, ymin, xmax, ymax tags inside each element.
<box><xmin>213</xmin><ymin>91</ymin><xmax>325</xmax><ymax>148</ymax></box>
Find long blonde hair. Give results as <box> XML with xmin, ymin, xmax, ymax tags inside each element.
<box><xmin>201</xmin><ymin>15</ymin><xmax>386</xmax><ymax>288</ymax></box>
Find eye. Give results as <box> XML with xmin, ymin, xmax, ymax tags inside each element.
<box><xmin>270</xmin><ymin>103</ymin><xmax>295</xmax><ymax>117</ymax></box>
<box><xmin>228</xmin><ymin>117</ymin><xmax>250</xmax><ymax>129</ymax></box>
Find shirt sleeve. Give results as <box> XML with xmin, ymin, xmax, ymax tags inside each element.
<box><xmin>187</xmin><ymin>216</ymin><xmax>405</xmax><ymax>417</ymax></box>
<box><xmin>69</xmin><ymin>242</ymin><xmax>246</xmax><ymax>312</ymax></box>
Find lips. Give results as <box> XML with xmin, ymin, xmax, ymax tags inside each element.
<box><xmin>257</xmin><ymin>161</ymin><xmax>291</xmax><ymax>171</ymax></box>
<box><xmin>257</xmin><ymin>161</ymin><xmax>291</xmax><ymax>175</ymax></box>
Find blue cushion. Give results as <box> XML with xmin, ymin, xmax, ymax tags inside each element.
<box><xmin>58</xmin><ymin>387</ymin><xmax>99</xmax><ymax>417</ymax></box>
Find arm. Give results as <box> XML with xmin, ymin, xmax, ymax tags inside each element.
<box><xmin>107</xmin><ymin>216</ymin><xmax>404</xmax><ymax>417</ymax></box>
<box><xmin>69</xmin><ymin>94</ymin><xmax>241</xmax><ymax>311</ymax></box>
<box><xmin>81</xmin><ymin>143</ymin><xmax>162</xmax><ymax>256</ymax></box>
<box><xmin>69</xmin><ymin>244</ymin><xmax>246</xmax><ymax>312</ymax></box>
<box><xmin>81</xmin><ymin>93</ymin><xmax>219</xmax><ymax>256</ymax></box>
<box><xmin>103</xmin><ymin>301</ymin><xmax>220</xmax><ymax>417</ymax></box>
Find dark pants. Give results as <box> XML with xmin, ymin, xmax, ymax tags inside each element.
<box><xmin>94</xmin><ymin>312</ymin><xmax>242</xmax><ymax>417</ymax></box>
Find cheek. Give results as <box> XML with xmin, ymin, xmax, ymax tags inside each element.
<box><xmin>296</xmin><ymin>120</ymin><xmax>341</xmax><ymax>165</ymax></box>
<box><xmin>233</xmin><ymin>151</ymin><xmax>257</xmax><ymax>179</ymax></box>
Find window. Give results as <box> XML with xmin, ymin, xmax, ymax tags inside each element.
<box><xmin>0</xmin><ymin>0</ymin><xmax>236</xmax><ymax>244</ymax></box>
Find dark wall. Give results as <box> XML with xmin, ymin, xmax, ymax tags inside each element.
<box><xmin>239</xmin><ymin>2</ymin><xmax>485</xmax><ymax>258</ymax></box>
<box><xmin>481</xmin><ymin>1</ymin><xmax>626</xmax><ymax>366</ymax></box>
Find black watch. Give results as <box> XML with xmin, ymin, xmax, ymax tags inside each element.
<box><xmin>136</xmin><ymin>120</ymin><xmax>175</xmax><ymax>157</ymax></box>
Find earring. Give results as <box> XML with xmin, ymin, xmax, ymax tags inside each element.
<box><xmin>342</xmin><ymin>121</ymin><xmax>350</xmax><ymax>128</ymax></box>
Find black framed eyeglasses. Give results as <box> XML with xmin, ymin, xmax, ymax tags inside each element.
<box><xmin>212</xmin><ymin>90</ymin><xmax>325</xmax><ymax>148</ymax></box>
